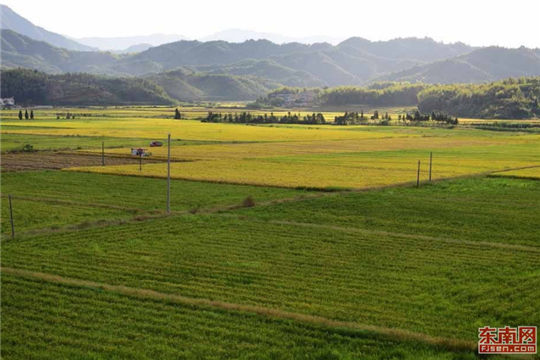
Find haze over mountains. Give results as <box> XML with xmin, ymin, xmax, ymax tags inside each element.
<box><xmin>1</xmin><ymin>4</ymin><xmax>540</xmax><ymax>102</ymax></box>
<box><xmin>0</xmin><ymin>4</ymin><xmax>94</xmax><ymax>51</ymax></box>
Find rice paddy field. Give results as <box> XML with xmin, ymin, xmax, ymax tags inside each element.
<box><xmin>1</xmin><ymin>106</ymin><xmax>539</xmax><ymax>359</ymax></box>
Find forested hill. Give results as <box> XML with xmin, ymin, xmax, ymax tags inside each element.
<box><xmin>0</xmin><ymin>68</ymin><xmax>174</xmax><ymax>106</ymax></box>
<box><xmin>258</xmin><ymin>78</ymin><xmax>540</xmax><ymax>119</ymax></box>
<box><xmin>0</xmin><ymin>68</ymin><xmax>278</xmax><ymax>105</ymax></box>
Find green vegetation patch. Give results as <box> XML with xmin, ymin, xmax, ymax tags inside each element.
<box><xmin>238</xmin><ymin>177</ymin><xmax>540</xmax><ymax>246</ymax></box>
<box><xmin>0</xmin><ymin>171</ymin><xmax>308</xmax><ymax>234</ymax></box>
<box><xmin>3</xmin><ymin>209</ymin><xmax>538</xmax><ymax>341</ymax></box>
<box><xmin>2</xmin><ymin>274</ymin><xmax>475</xmax><ymax>359</ymax></box>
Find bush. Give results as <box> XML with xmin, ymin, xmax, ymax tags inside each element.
<box><xmin>22</xmin><ymin>144</ymin><xmax>34</xmax><ymax>152</ymax></box>
<box><xmin>242</xmin><ymin>196</ymin><xmax>256</xmax><ymax>208</ymax></box>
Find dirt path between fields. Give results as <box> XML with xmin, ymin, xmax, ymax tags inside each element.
<box><xmin>0</xmin><ymin>151</ymin><xmax>164</xmax><ymax>171</ymax></box>
<box><xmin>2</xmin><ymin>266</ymin><xmax>476</xmax><ymax>352</ymax></box>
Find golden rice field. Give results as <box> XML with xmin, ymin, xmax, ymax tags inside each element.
<box><xmin>2</xmin><ymin>107</ymin><xmax>539</xmax><ymax>189</ymax></box>
<box><xmin>70</xmin><ymin>142</ymin><xmax>540</xmax><ymax>189</ymax></box>
<box><xmin>2</xmin><ymin>118</ymin><xmax>404</xmax><ymax>142</ymax></box>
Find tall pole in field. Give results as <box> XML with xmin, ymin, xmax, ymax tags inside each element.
<box><xmin>416</xmin><ymin>160</ymin><xmax>421</xmax><ymax>188</ymax></box>
<box><xmin>8</xmin><ymin>194</ymin><xmax>15</xmax><ymax>239</ymax></box>
<box><xmin>429</xmin><ymin>152</ymin><xmax>433</xmax><ymax>182</ymax></box>
<box><xmin>139</xmin><ymin>153</ymin><xmax>142</xmax><ymax>172</ymax></box>
<box><xmin>167</xmin><ymin>133</ymin><xmax>171</xmax><ymax>213</ymax></box>
<box><xmin>101</xmin><ymin>141</ymin><xmax>105</xmax><ymax>166</ymax></box>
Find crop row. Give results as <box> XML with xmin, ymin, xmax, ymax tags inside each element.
<box><xmin>3</xmin><ymin>213</ymin><xmax>538</xmax><ymax>340</ymax></box>
<box><xmin>238</xmin><ymin>176</ymin><xmax>540</xmax><ymax>246</ymax></box>
<box><xmin>3</xmin><ymin>273</ymin><xmax>476</xmax><ymax>359</ymax></box>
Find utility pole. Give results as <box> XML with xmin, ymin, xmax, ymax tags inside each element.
<box><xmin>167</xmin><ymin>134</ymin><xmax>171</xmax><ymax>213</ymax></box>
<box><xmin>101</xmin><ymin>141</ymin><xmax>105</xmax><ymax>166</ymax></box>
<box><xmin>416</xmin><ymin>160</ymin><xmax>421</xmax><ymax>188</ymax></box>
<box><xmin>429</xmin><ymin>152</ymin><xmax>433</xmax><ymax>182</ymax></box>
<box><xmin>8</xmin><ymin>194</ymin><xmax>15</xmax><ymax>239</ymax></box>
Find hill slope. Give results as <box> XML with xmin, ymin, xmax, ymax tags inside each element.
<box><xmin>0</xmin><ymin>4</ymin><xmax>95</xmax><ymax>51</ymax></box>
<box><xmin>0</xmin><ymin>29</ymin><xmax>118</xmax><ymax>74</ymax></box>
<box><xmin>0</xmin><ymin>68</ymin><xmax>174</xmax><ymax>105</ymax></box>
<box><xmin>379</xmin><ymin>47</ymin><xmax>540</xmax><ymax>83</ymax></box>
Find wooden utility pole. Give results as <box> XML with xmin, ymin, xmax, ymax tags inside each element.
<box><xmin>8</xmin><ymin>194</ymin><xmax>15</xmax><ymax>239</ymax></box>
<box><xmin>167</xmin><ymin>134</ymin><xmax>171</xmax><ymax>213</ymax></box>
<box><xmin>101</xmin><ymin>141</ymin><xmax>105</xmax><ymax>166</ymax></box>
<box><xmin>416</xmin><ymin>160</ymin><xmax>421</xmax><ymax>188</ymax></box>
<box><xmin>429</xmin><ymin>152</ymin><xmax>433</xmax><ymax>182</ymax></box>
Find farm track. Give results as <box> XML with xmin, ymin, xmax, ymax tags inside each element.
<box><xmin>1</xmin><ymin>266</ymin><xmax>477</xmax><ymax>352</ymax></box>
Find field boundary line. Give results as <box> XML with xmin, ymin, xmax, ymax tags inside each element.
<box><xmin>265</xmin><ymin>220</ymin><xmax>540</xmax><ymax>253</ymax></box>
<box><xmin>0</xmin><ymin>193</ymin><xmax>144</xmax><ymax>212</ymax></box>
<box><xmin>488</xmin><ymin>164</ymin><xmax>540</xmax><ymax>174</ymax></box>
<box><xmin>1</xmin><ymin>266</ymin><xmax>476</xmax><ymax>352</ymax></box>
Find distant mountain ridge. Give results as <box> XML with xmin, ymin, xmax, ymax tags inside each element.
<box><xmin>378</xmin><ymin>47</ymin><xmax>540</xmax><ymax>83</ymax></box>
<box><xmin>2</xmin><ymin>5</ymin><xmax>540</xmax><ymax>102</ymax></box>
<box><xmin>76</xmin><ymin>34</ymin><xmax>187</xmax><ymax>51</ymax></box>
<box><xmin>0</xmin><ymin>4</ymin><xmax>95</xmax><ymax>51</ymax></box>
<box><xmin>3</xmin><ymin>28</ymin><xmax>539</xmax><ymax>91</ymax></box>
<box><xmin>200</xmin><ymin>29</ymin><xmax>342</xmax><ymax>45</ymax></box>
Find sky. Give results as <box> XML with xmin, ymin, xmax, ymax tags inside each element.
<box><xmin>2</xmin><ymin>0</ymin><xmax>539</xmax><ymax>47</ymax></box>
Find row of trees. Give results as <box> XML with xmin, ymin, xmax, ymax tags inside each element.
<box><xmin>398</xmin><ymin>111</ymin><xmax>458</xmax><ymax>124</ymax></box>
<box><xmin>203</xmin><ymin>112</ymin><xmax>326</xmax><ymax>124</ymax></box>
<box><xmin>334</xmin><ymin>110</ymin><xmax>457</xmax><ymax>125</ymax></box>
<box><xmin>17</xmin><ymin>109</ymin><xmax>34</xmax><ymax>120</ymax></box>
<box><xmin>334</xmin><ymin>111</ymin><xmax>392</xmax><ymax>125</ymax></box>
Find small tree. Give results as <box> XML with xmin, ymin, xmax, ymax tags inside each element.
<box><xmin>18</xmin><ymin>110</ymin><xmax>23</xmax><ymax>120</ymax></box>
<box><xmin>30</xmin><ymin>110</ymin><xmax>34</xmax><ymax>119</ymax></box>
<box><xmin>24</xmin><ymin>109</ymin><xmax>29</xmax><ymax>120</ymax></box>
<box><xmin>174</xmin><ymin>108</ymin><xmax>181</xmax><ymax>119</ymax></box>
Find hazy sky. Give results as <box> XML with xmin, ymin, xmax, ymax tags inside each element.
<box><xmin>3</xmin><ymin>0</ymin><xmax>539</xmax><ymax>47</ymax></box>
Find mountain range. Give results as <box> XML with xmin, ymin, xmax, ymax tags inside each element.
<box><xmin>0</xmin><ymin>4</ymin><xmax>94</xmax><ymax>51</ymax></box>
<box><xmin>1</xmin><ymin>4</ymin><xmax>540</xmax><ymax>102</ymax></box>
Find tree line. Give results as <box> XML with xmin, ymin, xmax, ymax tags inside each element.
<box><xmin>18</xmin><ymin>109</ymin><xmax>34</xmax><ymax>120</ymax></box>
<box><xmin>203</xmin><ymin>112</ymin><xmax>326</xmax><ymax>124</ymax></box>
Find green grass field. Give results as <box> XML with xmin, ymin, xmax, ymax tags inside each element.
<box><xmin>1</xmin><ymin>171</ymin><xmax>307</xmax><ymax>234</ymax></box>
<box><xmin>2</xmin><ymin>274</ymin><xmax>476</xmax><ymax>360</ymax></box>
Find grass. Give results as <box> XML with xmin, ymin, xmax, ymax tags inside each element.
<box><xmin>0</xmin><ymin>133</ymin><xmax>222</xmax><ymax>152</ymax></box>
<box><xmin>2</xmin><ymin>178</ymin><xmax>539</xmax><ymax>343</ymax></box>
<box><xmin>2</xmin><ymin>274</ymin><xmax>478</xmax><ymax>359</ymax></box>
<box><xmin>237</xmin><ymin>176</ymin><xmax>540</xmax><ymax>246</ymax></box>
<box><xmin>0</xmin><ymin>171</ymin><xmax>308</xmax><ymax>235</ymax></box>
